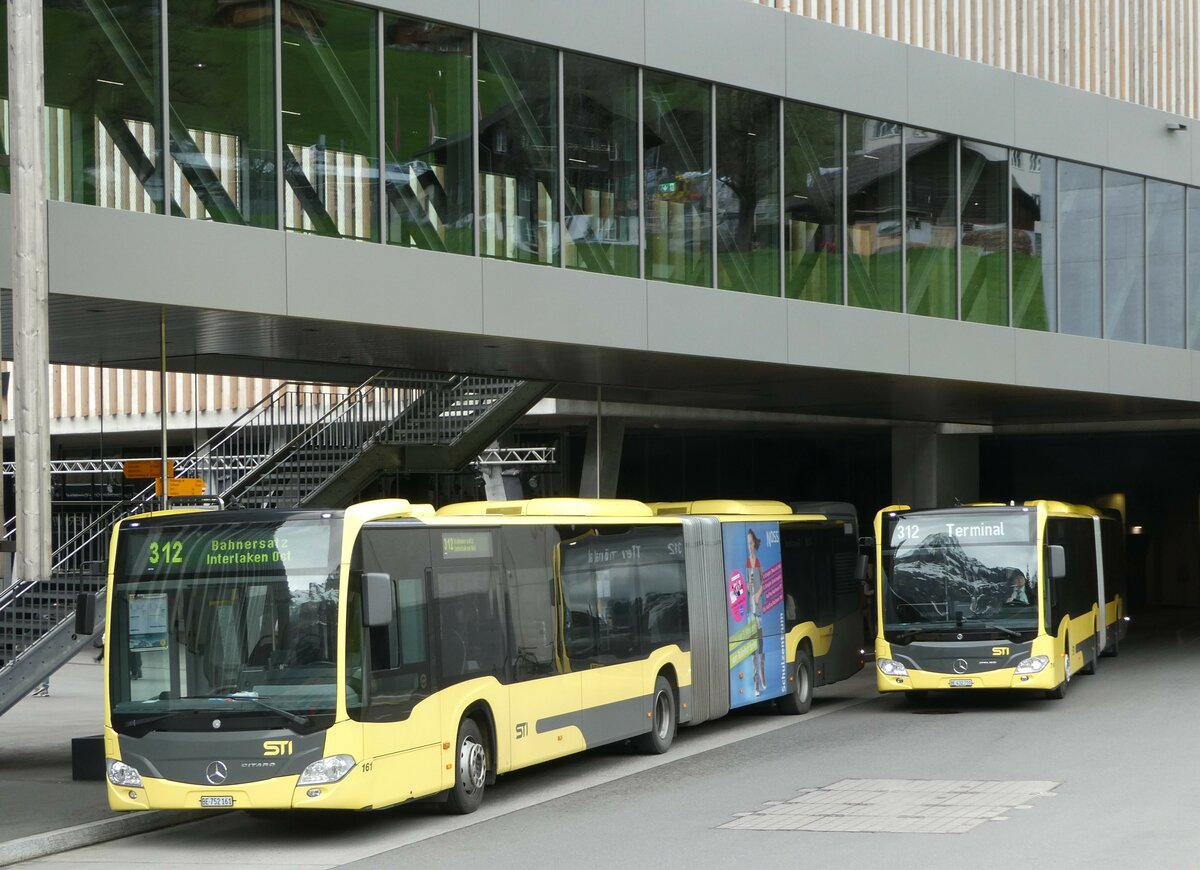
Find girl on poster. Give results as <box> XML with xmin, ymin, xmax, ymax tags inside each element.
<box><xmin>747</xmin><ymin>528</ymin><xmax>766</xmax><ymax>696</ymax></box>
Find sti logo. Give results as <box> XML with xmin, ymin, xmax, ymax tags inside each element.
<box><xmin>263</xmin><ymin>740</ymin><xmax>294</xmax><ymax>757</ymax></box>
<box><xmin>992</xmin><ymin>646</ymin><xmax>1011</xmax><ymax>657</ymax></box>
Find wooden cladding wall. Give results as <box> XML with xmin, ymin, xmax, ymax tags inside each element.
<box><xmin>0</xmin><ymin>364</ymin><xmax>347</xmax><ymax>422</ymax></box>
<box><xmin>757</xmin><ymin>0</ymin><xmax>1200</xmax><ymax>120</ymax></box>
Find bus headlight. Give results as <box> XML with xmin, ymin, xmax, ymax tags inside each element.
<box><xmin>107</xmin><ymin>759</ymin><xmax>144</xmax><ymax>788</ymax></box>
<box><xmin>877</xmin><ymin>658</ymin><xmax>909</xmax><ymax>677</ymax></box>
<box><xmin>298</xmin><ymin>755</ymin><xmax>355</xmax><ymax>786</ymax></box>
<box><xmin>1015</xmin><ymin>655</ymin><xmax>1050</xmax><ymax>674</ymax></box>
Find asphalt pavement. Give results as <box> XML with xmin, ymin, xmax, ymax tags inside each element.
<box><xmin>0</xmin><ymin>651</ymin><xmax>198</xmax><ymax>866</ymax></box>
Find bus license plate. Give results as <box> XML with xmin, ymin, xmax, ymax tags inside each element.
<box><xmin>948</xmin><ymin>679</ymin><xmax>973</xmax><ymax>687</ymax></box>
<box><xmin>200</xmin><ymin>796</ymin><xmax>234</xmax><ymax>808</ymax></box>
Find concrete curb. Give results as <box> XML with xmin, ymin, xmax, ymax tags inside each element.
<box><xmin>0</xmin><ymin>810</ymin><xmax>213</xmax><ymax>867</ymax></box>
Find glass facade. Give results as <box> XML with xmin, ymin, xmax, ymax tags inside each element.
<box><xmin>644</xmin><ymin>72</ymin><xmax>711</xmax><ymax>287</ymax></box>
<box><xmin>168</xmin><ymin>0</ymin><xmax>277</xmax><ymax>228</ymax></box>
<box><xmin>1058</xmin><ymin>162</ymin><xmax>1102</xmax><ymax>338</ymax></box>
<box><xmin>282</xmin><ymin>0</ymin><xmax>378</xmax><ymax>241</ymax></box>
<box><xmin>563</xmin><ymin>53</ymin><xmax>639</xmax><ymax>277</ymax></box>
<box><xmin>905</xmin><ymin>128</ymin><xmax>957</xmax><ymax>319</ymax></box>
<box><xmin>1190</xmin><ymin>189</ymin><xmax>1200</xmax><ymax>349</ymax></box>
<box><xmin>1146</xmin><ymin>180</ymin><xmax>1185</xmax><ymax>348</ymax></box>
<box><xmin>383</xmin><ymin>16</ymin><xmax>474</xmax><ymax>255</ymax></box>
<box><xmin>960</xmin><ymin>141</ymin><xmax>1008</xmax><ymax>325</ymax></box>
<box><xmin>13</xmin><ymin>6</ymin><xmax>1200</xmax><ymax>352</ymax></box>
<box><xmin>478</xmin><ymin>36</ymin><xmax>558</xmax><ymax>265</ymax></box>
<box><xmin>716</xmin><ymin>87</ymin><xmax>778</xmax><ymax>296</ymax></box>
<box><xmin>1103</xmin><ymin>171</ymin><xmax>1145</xmax><ymax>343</ymax></box>
<box><xmin>1012</xmin><ymin>152</ymin><xmax>1055</xmax><ymax>331</ymax></box>
<box><xmin>846</xmin><ymin>115</ymin><xmax>902</xmax><ymax>312</ymax></box>
<box><xmin>44</xmin><ymin>0</ymin><xmax>163</xmax><ymax>213</ymax></box>
<box><xmin>783</xmin><ymin>104</ymin><xmax>841</xmax><ymax>304</ymax></box>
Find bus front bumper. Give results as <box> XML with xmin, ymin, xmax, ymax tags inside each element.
<box><xmin>107</xmin><ymin>768</ymin><xmax>368</xmax><ymax>812</ymax></box>
<box><xmin>875</xmin><ymin>666</ymin><xmax>1057</xmax><ymax>693</ymax></box>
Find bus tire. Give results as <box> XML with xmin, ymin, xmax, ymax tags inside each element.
<box><xmin>633</xmin><ymin>675</ymin><xmax>676</xmax><ymax>755</ymax></box>
<box><xmin>444</xmin><ymin>718</ymin><xmax>488</xmax><ymax>814</ymax></box>
<box><xmin>903</xmin><ymin>690</ymin><xmax>929</xmax><ymax>706</ymax></box>
<box><xmin>1045</xmin><ymin>650</ymin><xmax>1070</xmax><ymax>700</ymax></box>
<box><xmin>1101</xmin><ymin>629</ymin><xmax>1120</xmax><ymax>658</ymax></box>
<box><xmin>778</xmin><ymin>649</ymin><xmax>814</xmax><ymax>715</ymax></box>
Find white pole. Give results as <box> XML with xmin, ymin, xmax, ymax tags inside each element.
<box><xmin>9</xmin><ymin>0</ymin><xmax>52</xmax><ymax>586</ymax></box>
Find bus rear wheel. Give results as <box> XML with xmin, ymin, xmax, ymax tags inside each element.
<box><xmin>445</xmin><ymin>718</ymin><xmax>488</xmax><ymax>814</ymax></box>
<box><xmin>633</xmin><ymin>675</ymin><xmax>676</xmax><ymax>755</ymax></box>
<box><xmin>778</xmin><ymin>649</ymin><xmax>814</xmax><ymax>715</ymax></box>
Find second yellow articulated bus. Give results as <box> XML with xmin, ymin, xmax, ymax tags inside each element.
<box><xmin>97</xmin><ymin>496</ymin><xmax>865</xmax><ymax>814</ymax></box>
<box><xmin>872</xmin><ymin>500</ymin><xmax>1129</xmax><ymax>700</ymax></box>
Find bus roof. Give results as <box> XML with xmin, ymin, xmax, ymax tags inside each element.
<box><xmin>436</xmin><ymin>498</ymin><xmax>655</xmax><ymax>518</ymax></box>
<box><xmin>646</xmin><ymin>499</ymin><xmax>827</xmax><ymax>521</ymax></box>
<box><xmin>878</xmin><ymin>501</ymin><xmax>1102</xmax><ymax>520</ymax></box>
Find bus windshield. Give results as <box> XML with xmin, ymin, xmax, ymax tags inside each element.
<box><xmin>108</xmin><ymin>516</ymin><xmax>342</xmax><ymax>733</ymax></box>
<box><xmin>882</xmin><ymin>510</ymin><xmax>1039</xmax><ymax>642</ymax></box>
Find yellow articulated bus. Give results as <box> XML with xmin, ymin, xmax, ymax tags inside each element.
<box><xmin>873</xmin><ymin>501</ymin><xmax>1129</xmax><ymax>701</ymax></box>
<box><xmin>99</xmin><ymin>497</ymin><xmax>864</xmax><ymax>814</ymax></box>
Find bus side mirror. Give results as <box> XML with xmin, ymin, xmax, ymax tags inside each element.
<box><xmin>75</xmin><ymin>593</ymin><xmax>96</xmax><ymax>636</ymax></box>
<box><xmin>1047</xmin><ymin>545</ymin><xmax>1067</xmax><ymax>581</ymax></box>
<box><xmin>362</xmin><ymin>573</ymin><xmax>395</xmax><ymax>628</ymax></box>
<box><xmin>854</xmin><ymin>537</ymin><xmax>875</xmax><ymax>582</ymax></box>
<box><xmin>854</xmin><ymin>553</ymin><xmax>871</xmax><ymax>583</ymax></box>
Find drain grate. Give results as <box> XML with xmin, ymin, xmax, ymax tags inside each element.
<box><xmin>721</xmin><ymin>778</ymin><xmax>1059</xmax><ymax>834</ymax></box>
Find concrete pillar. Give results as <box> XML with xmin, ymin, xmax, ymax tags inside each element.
<box><xmin>891</xmin><ymin>424</ymin><xmax>980</xmax><ymax>509</ymax></box>
<box><xmin>579</xmin><ymin>419</ymin><xmax>625</xmax><ymax>498</ymax></box>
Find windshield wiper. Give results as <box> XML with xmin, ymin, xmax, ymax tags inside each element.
<box><xmin>969</xmin><ymin>622</ymin><xmax>1023</xmax><ymax>641</ymax></box>
<box><xmin>119</xmin><ymin>712</ymin><xmax>176</xmax><ymax>730</ymax></box>
<box><xmin>182</xmin><ymin>693</ymin><xmax>310</xmax><ymax>727</ymax></box>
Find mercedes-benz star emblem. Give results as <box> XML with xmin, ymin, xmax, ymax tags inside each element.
<box><xmin>953</xmin><ymin>659</ymin><xmax>969</xmax><ymax>674</ymax></box>
<box><xmin>205</xmin><ymin>761</ymin><xmax>228</xmax><ymax>785</ymax></box>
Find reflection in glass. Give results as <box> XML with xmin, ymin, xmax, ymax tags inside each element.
<box><xmin>44</xmin><ymin>0</ymin><xmax>163</xmax><ymax>212</ymax></box>
<box><xmin>644</xmin><ymin>72</ymin><xmax>711</xmax><ymax>286</ymax></box>
<box><xmin>882</xmin><ymin>510</ymin><xmax>1039</xmax><ymax>641</ymax></box>
<box><xmin>1012</xmin><ymin>152</ymin><xmax>1055</xmax><ymax>331</ymax></box>
<box><xmin>784</xmin><ymin>104</ymin><xmax>842</xmax><ymax>304</ymax></box>
<box><xmin>960</xmin><ymin>141</ymin><xmax>1008</xmax><ymax>325</ymax></box>
<box><xmin>846</xmin><ymin>115</ymin><xmax>901</xmax><ymax>311</ymax></box>
<box><xmin>168</xmin><ymin>0</ymin><xmax>276</xmax><ymax>228</ymax></box>
<box><xmin>478</xmin><ymin>36</ymin><xmax>558</xmax><ymax>265</ymax></box>
<box><xmin>282</xmin><ymin>0</ymin><xmax>378</xmax><ymax>241</ymax></box>
<box><xmin>1058</xmin><ymin>162</ymin><xmax>1102</xmax><ymax>338</ymax></box>
<box><xmin>1146</xmin><ymin>180</ymin><xmax>1185</xmax><ymax>348</ymax></box>
<box><xmin>716</xmin><ymin>87</ymin><xmax>779</xmax><ymax>295</ymax></box>
<box><xmin>383</xmin><ymin>16</ymin><xmax>473</xmax><ymax>254</ymax></box>
<box><xmin>1189</xmin><ymin>190</ymin><xmax>1200</xmax><ymax>349</ymax></box>
<box><xmin>563</xmin><ymin>53</ymin><xmax>639</xmax><ymax>277</ymax></box>
<box><xmin>1103</xmin><ymin>171</ymin><xmax>1145</xmax><ymax>342</ymax></box>
<box><xmin>0</xmin><ymin>3</ymin><xmax>6</xmax><ymax>194</ymax></box>
<box><xmin>905</xmin><ymin>128</ymin><xmax>957</xmax><ymax>319</ymax></box>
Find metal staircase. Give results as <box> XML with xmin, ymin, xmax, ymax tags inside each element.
<box><xmin>0</xmin><ymin>370</ymin><xmax>551</xmax><ymax>715</ymax></box>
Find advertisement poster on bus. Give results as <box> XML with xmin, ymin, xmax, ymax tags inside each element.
<box><xmin>724</xmin><ymin>521</ymin><xmax>787</xmax><ymax>708</ymax></box>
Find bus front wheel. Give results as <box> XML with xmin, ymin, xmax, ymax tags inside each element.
<box><xmin>445</xmin><ymin>718</ymin><xmax>488</xmax><ymax>814</ymax></box>
<box><xmin>1045</xmin><ymin>651</ymin><xmax>1070</xmax><ymax>700</ymax></box>
<box><xmin>778</xmin><ymin>649</ymin><xmax>814</xmax><ymax>715</ymax></box>
<box><xmin>633</xmin><ymin>675</ymin><xmax>676</xmax><ymax>755</ymax></box>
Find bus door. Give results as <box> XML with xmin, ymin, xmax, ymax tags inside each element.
<box><xmin>351</xmin><ymin>526</ymin><xmax>441</xmax><ymax>807</ymax></box>
<box><xmin>559</xmin><ymin>528</ymin><xmax>647</xmax><ymax>745</ymax></box>
<box><xmin>502</xmin><ymin>526</ymin><xmax>582</xmax><ymax>769</ymax></box>
<box><xmin>1092</xmin><ymin>517</ymin><xmax>1107</xmax><ymax>653</ymax></box>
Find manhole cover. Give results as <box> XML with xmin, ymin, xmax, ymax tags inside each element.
<box><xmin>721</xmin><ymin>778</ymin><xmax>1059</xmax><ymax>834</ymax></box>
